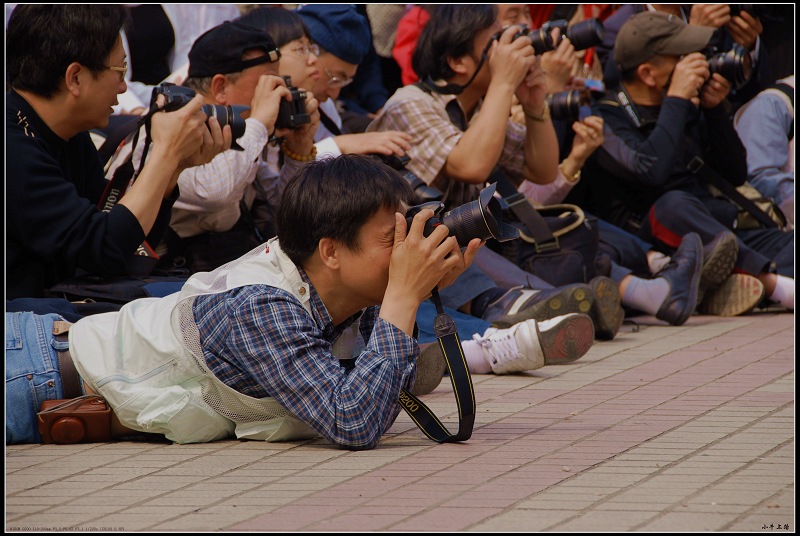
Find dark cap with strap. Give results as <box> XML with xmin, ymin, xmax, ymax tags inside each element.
<box><xmin>188</xmin><ymin>21</ymin><xmax>281</xmax><ymax>78</ymax></box>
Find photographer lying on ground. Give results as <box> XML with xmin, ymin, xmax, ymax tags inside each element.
<box><xmin>6</xmin><ymin>155</ymin><xmax>482</xmax><ymax>449</ymax></box>
<box><xmin>6</xmin><ymin>5</ymin><xmax>229</xmax><ymax>313</ymax></box>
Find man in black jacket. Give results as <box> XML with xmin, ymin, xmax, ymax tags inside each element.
<box><xmin>6</xmin><ymin>5</ymin><xmax>229</xmax><ymax>304</ymax></box>
<box><xmin>587</xmin><ymin>11</ymin><xmax>793</xmax><ymax>314</ymax></box>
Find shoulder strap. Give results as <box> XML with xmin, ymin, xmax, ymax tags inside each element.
<box><xmin>687</xmin><ymin>156</ymin><xmax>779</xmax><ymax>228</ymax></box>
<box><xmin>318</xmin><ymin>108</ymin><xmax>343</xmax><ymax>136</ymax></box>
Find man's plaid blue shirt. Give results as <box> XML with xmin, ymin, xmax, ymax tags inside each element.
<box><xmin>193</xmin><ymin>269</ymin><xmax>419</xmax><ymax>449</ymax></box>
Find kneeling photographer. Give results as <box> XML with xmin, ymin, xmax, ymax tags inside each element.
<box><xmin>152</xmin><ymin>20</ymin><xmax>320</xmax><ymax>275</ymax></box>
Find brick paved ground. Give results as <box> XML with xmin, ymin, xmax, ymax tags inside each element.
<box><xmin>6</xmin><ymin>311</ymin><xmax>794</xmax><ymax>532</ymax></box>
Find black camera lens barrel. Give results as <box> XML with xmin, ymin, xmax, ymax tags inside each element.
<box><xmin>704</xmin><ymin>43</ymin><xmax>752</xmax><ymax>89</ymax></box>
<box><xmin>153</xmin><ymin>83</ymin><xmax>248</xmax><ymax>150</ymax></box>
<box><xmin>405</xmin><ymin>184</ymin><xmax>518</xmax><ymax>247</ymax></box>
<box><xmin>563</xmin><ymin>18</ymin><xmax>605</xmax><ymax>51</ymax></box>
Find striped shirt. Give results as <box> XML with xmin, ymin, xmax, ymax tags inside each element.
<box><xmin>367</xmin><ymin>84</ymin><xmax>529</xmax><ymax>208</ymax></box>
<box><xmin>193</xmin><ymin>268</ymin><xmax>418</xmax><ymax>449</ymax></box>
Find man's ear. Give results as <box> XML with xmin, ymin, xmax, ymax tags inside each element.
<box><xmin>447</xmin><ymin>54</ymin><xmax>471</xmax><ymax>76</ymax></box>
<box><xmin>637</xmin><ymin>62</ymin><xmax>659</xmax><ymax>87</ymax></box>
<box><xmin>209</xmin><ymin>74</ymin><xmax>229</xmax><ymax>104</ymax></box>
<box><xmin>318</xmin><ymin>237</ymin><xmax>340</xmax><ymax>269</ymax></box>
<box><xmin>64</xmin><ymin>62</ymin><xmax>84</xmax><ymax>97</ymax></box>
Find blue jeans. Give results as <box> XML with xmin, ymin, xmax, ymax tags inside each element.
<box><xmin>6</xmin><ymin>312</ymin><xmax>68</xmax><ymax>444</ymax></box>
<box><xmin>437</xmin><ymin>263</ymin><xmax>496</xmax><ymax>310</ymax></box>
<box><xmin>416</xmin><ymin>301</ymin><xmax>491</xmax><ymax>345</ymax></box>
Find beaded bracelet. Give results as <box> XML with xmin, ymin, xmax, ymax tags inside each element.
<box><xmin>281</xmin><ymin>140</ymin><xmax>317</xmax><ymax>162</ymax></box>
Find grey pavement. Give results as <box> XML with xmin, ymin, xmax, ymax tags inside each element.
<box><xmin>6</xmin><ymin>310</ymin><xmax>794</xmax><ymax>532</ymax></box>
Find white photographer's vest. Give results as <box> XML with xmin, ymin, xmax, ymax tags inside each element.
<box><xmin>70</xmin><ymin>238</ymin><xmax>358</xmax><ymax>444</ymax></box>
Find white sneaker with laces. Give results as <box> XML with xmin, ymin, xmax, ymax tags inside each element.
<box><xmin>474</xmin><ymin>314</ymin><xmax>594</xmax><ymax>375</ymax></box>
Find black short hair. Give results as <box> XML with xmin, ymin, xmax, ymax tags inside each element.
<box><xmin>6</xmin><ymin>5</ymin><xmax>130</xmax><ymax>98</ymax></box>
<box><xmin>412</xmin><ymin>5</ymin><xmax>497</xmax><ymax>82</ymax></box>
<box><xmin>237</xmin><ymin>6</ymin><xmax>310</xmax><ymax>49</ymax></box>
<box><xmin>276</xmin><ymin>155</ymin><xmax>415</xmax><ymax>266</ymax></box>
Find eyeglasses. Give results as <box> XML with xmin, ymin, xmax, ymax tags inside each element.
<box><xmin>106</xmin><ymin>61</ymin><xmax>128</xmax><ymax>82</ymax></box>
<box><xmin>285</xmin><ymin>43</ymin><xmax>320</xmax><ymax>59</ymax></box>
<box><xmin>323</xmin><ymin>66</ymin><xmax>353</xmax><ymax>89</ymax></box>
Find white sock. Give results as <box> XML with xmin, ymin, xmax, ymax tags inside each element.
<box><xmin>769</xmin><ymin>275</ymin><xmax>795</xmax><ymax>310</ymax></box>
<box><xmin>462</xmin><ymin>330</ymin><xmax>494</xmax><ymax>374</ymax></box>
<box><xmin>648</xmin><ymin>252</ymin><xmax>671</xmax><ymax>275</ymax></box>
<box><xmin>621</xmin><ymin>276</ymin><xmax>671</xmax><ymax>315</ymax></box>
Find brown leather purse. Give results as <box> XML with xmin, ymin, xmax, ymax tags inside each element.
<box><xmin>38</xmin><ymin>395</ymin><xmax>112</xmax><ymax>444</ymax></box>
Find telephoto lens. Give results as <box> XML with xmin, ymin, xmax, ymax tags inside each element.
<box><xmin>152</xmin><ymin>83</ymin><xmax>248</xmax><ymax>150</ymax></box>
<box><xmin>704</xmin><ymin>43</ymin><xmax>752</xmax><ymax>89</ymax></box>
<box><xmin>541</xmin><ymin>18</ymin><xmax>605</xmax><ymax>52</ymax></box>
<box><xmin>405</xmin><ymin>184</ymin><xmax>518</xmax><ymax>247</ymax></box>
<box><xmin>546</xmin><ymin>90</ymin><xmax>593</xmax><ymax>122</ymax></box>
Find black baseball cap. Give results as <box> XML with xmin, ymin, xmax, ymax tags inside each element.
<box><xmin>188</xmin><ymin>21</ymin><xmax>280</xmax><ymax>78</ymax></box>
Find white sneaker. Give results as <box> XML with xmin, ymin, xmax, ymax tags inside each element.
<box><xmin>474</xmin><ymin>314</ymin><xmax>594</xmax><ymax>375</ymax></box>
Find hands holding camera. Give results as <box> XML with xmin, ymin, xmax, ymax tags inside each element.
<box><xmin>381</xmin><ymin>208</ymin><xmax>481</xmax><ymax>335</ymax></box>
<box><xmin>150</xmin><ymin>93</ymin><xmax>231</xmax><ymax>174</ymax></box>
<box><xmin>667</xmin><ymin>52</ymin><xmax>712</xmax><ymax>107</ymax></box>
<box><xmin>689</xmin><ymin>4</ymin><xmax>762</xmax><ymax>52</ymax></box>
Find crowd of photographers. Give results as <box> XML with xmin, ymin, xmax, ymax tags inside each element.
<box><xmin>5</xmin><ymin>4</ymin><xmax>794</xmax><ymax>448</ymax></box>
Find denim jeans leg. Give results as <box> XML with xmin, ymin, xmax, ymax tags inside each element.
<box><xmin>5</xmin><ymin>312</ymin><xmax>64</xmax><ymax>444</ymax></box>
<box><xmin>416</xmin><ymin>301</ymin><xmax>492</xmax><ymax>345</ymax></box>
<box><xmin>437</xmin><ymin>263</ymin><xmax>496</xmax><ymax>310</ymax></box>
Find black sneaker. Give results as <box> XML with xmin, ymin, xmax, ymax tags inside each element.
<box><xmin>485</xmin><ymin>284</ymin><xmax>594</xmax><ymax>328</ymax></box>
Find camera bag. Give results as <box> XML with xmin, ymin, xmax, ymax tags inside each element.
<box><xmin>38</xmin><ymin>396</ymin><xmax>112</xmax><ymax>444</ymax></box>
<box><xmin>489</xmin><ymin>169</ymin><xmax>601</xmax><ymax>286</ymax></box>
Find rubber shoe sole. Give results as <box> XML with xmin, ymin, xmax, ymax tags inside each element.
<box><xmin>491</xmin><ymin>284</ymin><xmax>593</xmax><ymax>329</ymax></box>
<box><xmin>698</xmin><ymin>273</ymin><xmax>765</xmax><ymax>316</ymax></box>
<box><xmin>588</xmin><ymin>276</ymin><xmax>624</xmax><ymax>340</ymax></box>
<box><xmin>538</xmin><ymin>313</ymin><xmax>595</xmax><ymax>365</ymax></box>
<box><xmin>698</xmin><ymin>231</ymin><xmax>738</xmax><ymax>302</ymax></box>
<box><xmin>411</xmin><ymin>343</ymin><xmax>447</xmax><ymax>396</ymax></box>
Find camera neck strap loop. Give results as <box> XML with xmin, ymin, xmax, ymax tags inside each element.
<box><xmin>398</xmin><ymin>287</ymin><xmax>476</xmax><ymax>443</ymax></box>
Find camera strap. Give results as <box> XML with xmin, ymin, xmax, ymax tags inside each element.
<box><xmin>686</xmin><ymin>156</ymin><xmax>779</xmax><ymax>229</ymax></box>
<box><xmin>398</xmin><ymin>287</ymin><xmax>475</xmax><ymax>442</ymax></box>
<box><xmin>490</xmin><ymin>169</ymin><xmax>562</xmax><ymax>251</ymax></box>
<box><xmin>97</xmin><ymin>113</ymin><xmax>161</xmax><ymax>276</ymax></box>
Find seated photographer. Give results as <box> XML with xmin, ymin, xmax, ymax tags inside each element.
<box><xmin>6</xmin><ymin>155</ymin><xmax>482</xmax><ymax>448</ymax></box>
<box><xmin>239</xmin><ymin>6</ymin><xmax>412</xmax><ymax>162</ymax></box>
<box><xmin>6</xmin><ymin>5</ymin><xmax>229</xmax><ymax>308</ymax></box>
<box><xmin>586</xmin><ymin>12</ymin><xmax>794</xmax><ymax>314</ymax></box>
<box><xmin>597</xmin><ymin>4</ymin><xmax>769</xmax><ymax>112</ymax></box>
<box><xmin>149</xmin><ymin>20</ymin><xmax>320</xmax><ymax>275</ymax></box>
<box><xmin>367</xmin><ymin>6</ymin><xmax>630</xmax><ymax>338</ymax></box>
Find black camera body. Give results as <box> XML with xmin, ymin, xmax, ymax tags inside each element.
<box><xmin>405</xmin><ymin>183</ymin><xmax>518</xmax><ymax>247</ymax></box>
<box><xmin>373</xmin><ymin>153</ymin><xmax>443</xmax><ymax>203</ymax></box>
<box><xmin>703</xmin><ymin>43</ymin><xmax>752</xmax><ymax>90</ymax></box>
<box><xmin>152</xmin><ymin>82</ymin><xmax>248</xmax><ymax>151</ymax></box>
<box><xmin>275</xmin><ymin>76</ymin><xmax>310</xmax><ymax>130</ymax></box>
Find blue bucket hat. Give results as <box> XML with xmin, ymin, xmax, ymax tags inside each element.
<box><xmin>295</xmin><ymin>4</ymin><xmax>371</xmax><ymax>65</ymax></box>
